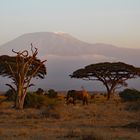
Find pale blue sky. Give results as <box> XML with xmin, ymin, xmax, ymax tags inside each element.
<box><xmin>0</xmin><ymin>0</ymin><xmax>140</xmax><ymax>48</ymax></box>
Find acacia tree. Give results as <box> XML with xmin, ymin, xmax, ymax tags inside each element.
<box><xmin>70</xmin><ymin>62</ymin><xmax>140</xmax><ymax>99</ymax></box>
<box><xmin>0</xmin><ymin>45</ymin><xmax>47</xmax><ymax>109</ymax></box>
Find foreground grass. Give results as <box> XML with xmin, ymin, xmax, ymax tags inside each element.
<box><xmin>0</xmin><ymin>95</ymin><xmax>140</xmax><ymax>140</ymax></box>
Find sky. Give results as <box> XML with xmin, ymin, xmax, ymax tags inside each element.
<box><xmin>0</xmin><ymin>0</ymin><xmax>140</xmax><ymax>48</ymax></box>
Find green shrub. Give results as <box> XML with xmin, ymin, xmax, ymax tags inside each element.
<box><xmin>46</xmin><ymin>89</ymin><xmax>58</xmax><ymax>98</ymax></box>
<box><xmin>5</xmin><ymin>89</ymin><xmax>16</xmax><ymax>101</ymax></box>
<box><xmin>125</xmin><ymin>101</ymin><xmax>140</xmax><ymax>111</ymax></box>
<box><xmin>36</xmin><ymin>88</ymin><xmax>44</xmax><ymax>95</ymax></box>
<box><xmin>119</xmin><ymin>88</ymin><xmax>140</xmax><ymax>101</ymax></box>
<box><xmin>24</xmin><ymin>92</ymin><xmax>59</xmax><ymax>108</ymax></box>
<box><xmin>5</xmin><ymin>90</ymin><xmax>59</xmax><ymax>108</ymax></box>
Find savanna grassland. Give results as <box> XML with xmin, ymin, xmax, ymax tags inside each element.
<box><xmin>0</xmin><ymin>93</ymin><xmax>140</xmax><ymax>140</ymax></box>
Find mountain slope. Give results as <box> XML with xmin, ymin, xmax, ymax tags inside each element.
<box><xmin>0</xmin><ymin>32</ymin><xmax>140</xmax><ymax>91</ymax></box>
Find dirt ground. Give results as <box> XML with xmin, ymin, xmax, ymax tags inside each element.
<box><xmin>0</xmin><ymin>95</ymin><xmax>140</xmax><ymax>140</ymax></box>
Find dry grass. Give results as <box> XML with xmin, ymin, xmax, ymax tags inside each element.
<box><xmin>0</xmin><ymin>94</ymin><xmax>140</xmax><ymax>140</ymax></box>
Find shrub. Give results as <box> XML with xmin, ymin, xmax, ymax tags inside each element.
<box><xmin>119</xmin><ymin>88</ymin><xmax>140</xmax><ymax>101</ymax></box>
<box><xmin>125</xmin><ymin>101</ymin><xmax>140</xmax><ymax>111</ymax></box>
<box><xmin>36</xmin><ymin>88</ymin><xmax>44</xmax><ymax>95</ymax></box>
<box><xmin>24</xmin><ymin>92</ymin><xmax>59</xmax><ymax>108</ymax></box>
<box><xmin>46</xmin><ymin>89</ymin><xmax>58</xmax><ymax>98</ymax></box>
<box><xmin>5</xmin><ymin>89</ymin><xmax>16</xmax><ymax>101</ymax></box>
<box><xmin>5</xmin><ymin>89</ymin><xmax>59</xmax><ymax>108</ymax></box>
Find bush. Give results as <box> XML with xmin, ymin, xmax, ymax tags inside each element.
<box><xmin>5</xmin><ymin>89</ymin><xmax>16</xmax><ymax>101</ymax></box>
<box><xmin>125</xmin><ymin>101</ymin><xmax>140</xmax><ymax>111</ymax></box>
<box><xmin>24</xmin><ymin>92</ymin><xmax>59</xmax><ymax>108</ymax></box>
<box><xmin>5</xmin><ymin>89</ymin><xmax>59</xmax><ymax>108</ymax></box>
<box><xmin>119</xmin><ymin>88</ymin><xmax>140</xmax><ymax>101</ymax></box>
<box><xmin>36</xmin><ymin>88</ymin><xmax>44</xmax><ymax>95</ymax></box>
<box><xmin>46</xmin><ymin>89</ymin><xmax>58</xmax><ymax>98</ymax></box>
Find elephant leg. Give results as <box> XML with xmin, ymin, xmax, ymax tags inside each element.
<box><xmin>83</xmin><ymin>97</ymin><xmax>88</xmax><ymax>105</ymax></box>
<box><xmin>72</xmin><ymin>96</ymin><xmax>76</xmax><ymax>105</ymax></box>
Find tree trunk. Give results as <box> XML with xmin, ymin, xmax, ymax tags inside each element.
<box><xmin>107</xmin><ymin>88</ymin><xmax>115</xmax><ymax>100</ymax></box>
<box><xmin>19</xmin><ymin>97</ymin><xmax>25</xmax><ymax>109</ymax></box>
<box><xmin>107</xmin><ymin>91</ymin><xmax>111</xmax><ymax>100</ymax></box>
<box><xmin>105</xmin><ymin>85</ymin><xmax>111</xmax><ymax>100</ymax></box>
<box><xmin>105</xmin><ymin>83</ymin><xmax>116</xmax><ymax>100</ymax></box>
<box><xmin>15</xmin><ymin>95</ymin><xmax>26</xmax><ymax>110</ymax></box>
<box><xmin>15</xmin><ymin>86</ymin><xmax>26</xmax><ymax>110</ymax></box>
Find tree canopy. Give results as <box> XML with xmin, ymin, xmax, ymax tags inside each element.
<box><xmin>70</xmin><ymin>62</ymin><xmax>140</xmax><ymax>99</ymax></box>
<box><xmin>0</xmin><ymin>46</ymin><xmax>47</xmax><ymax>109</ymax></box>
<box><xmin>0</xmin><ymin>54</ymin><xmax>46</xmax><ymax>80</ymax></box>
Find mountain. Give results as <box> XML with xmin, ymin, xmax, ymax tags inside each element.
<box><xmin>0</xmin><ymin>32</ymin><xmax>140</xmax><ymax>91</ymax></box>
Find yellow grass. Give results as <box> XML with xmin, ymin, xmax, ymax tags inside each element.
<box><xmin>0</xmin><ymin>94</ymin><xmax>140</xmax><ymax>140</ymax></box>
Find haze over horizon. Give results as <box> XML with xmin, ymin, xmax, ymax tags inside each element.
<box><xmin>0</xmin><ymin>32</ymin><xmax>140</xmax><ymax>92</ymax></box>
<box><xmin>0</xmin><ymin>0</ymin><xmax>140</xmax><ymax>49</ymax></box>
<box><xmin>0</xmin><ymin>0</ymin><xmax>140</xmax><ymax>91</ymax></box>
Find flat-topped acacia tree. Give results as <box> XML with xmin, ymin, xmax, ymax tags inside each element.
<box><xmin>0</xmin><ymin>45</ymin><xmax>47</xmax><ymax>109</ymax></box>
<box><xmin>70</xmin><ymin>62</ymin><xmax>140</xmax><ymax>100</ymax></box>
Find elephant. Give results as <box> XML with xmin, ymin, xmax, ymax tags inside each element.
<box><xmin>66</xmin><ymin>90</ymin><xmax>89</xmax><ymax>105</ymax></box>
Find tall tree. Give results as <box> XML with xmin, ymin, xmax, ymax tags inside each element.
<box><xmin>70</xmin><ymin>62</ymin><xmax>140</xmax><ymax>99</ymax></box>
<box><xmin>0</xmin><ymin>45</ymin><xmax>47</xmax><ymax>109</ymax></box>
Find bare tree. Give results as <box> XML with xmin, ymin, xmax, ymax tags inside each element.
<box><xmin>0</xmin><ymin>44</ymin><xmax>47</xmax><ymax>109</ymax></box>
